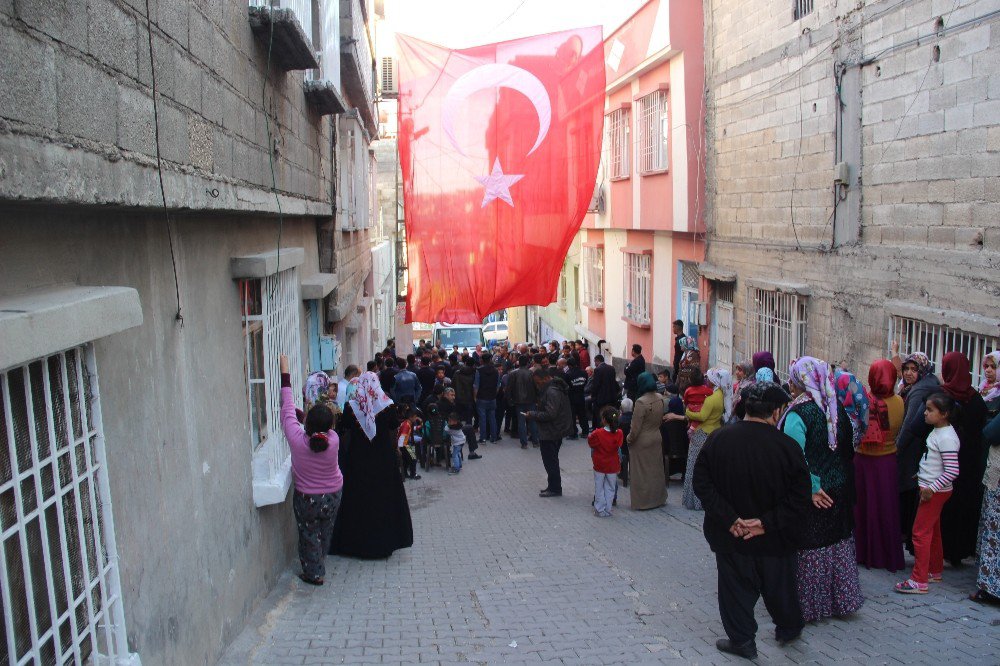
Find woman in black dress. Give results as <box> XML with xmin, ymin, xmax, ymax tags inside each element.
<box><xmin>329</xmin><ymin>372</ymin><xmax>414</xmax><ymax>559</ymax></box>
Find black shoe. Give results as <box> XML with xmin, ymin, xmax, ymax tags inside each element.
<box><xmin>715</xmin><ymin>639</ymin><xmax>757</xmax><ymax>659</ymax></box>
<box><xmin>521</xmin><ymin>444</ymin><xmax>528</xmax><ymax>449</ymax></box>
<box><xmin>539</xmin><ymin>489</ymin><xmax>562</xmax><ymax>497</ymax></box>
<box><xmin>775</xmin><ymin>629</ymin><xmax>801</xmax><ymax>645</ymax></box>
<box><xmin>468</xmin><ymin>453</ymin><xmax>482</xmax><ymax>460</ymax></box>
<box><xmin>298</xmin><ymin>573</ymin><xmax>324</xmax><ymax>586</ymax></box>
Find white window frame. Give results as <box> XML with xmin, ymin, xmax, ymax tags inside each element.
<box><xmin>637</xmin><ymin>90</ymin><xmax>669</xmax><ymax>173</ymax></box>
<box><xmin>0</xmin><ymin>345</ymin><xmax>137</xmax><ymax>664</ymax></box>
<box><xmin>889</xmin><ymin>315</ymin><xmax>999</xmax><ymax>388</ymax></box>
<box><xmin>557</xmin><ymin>268</ymin><xmax>568</xmax><ymax>309</ymax></box>
<box><xmin>240</xmin><ymin>268</ymin><xmax>304</xmax><ymax>507</ymax></box>
<box><xmin>607</xmin><ymin>107</ymin><xmax>631</xmax><ymax>180</ymax></box>
<box><xmin>745</xmin><ymin>287</ymin><xmax>808</xmax><ymax>381</ymax></box>
<box><xmin>582</xmin><ymin>246</ymin><xmax>605</xmax><ymax>310</ymax></box>
<box><xmin>623</xmin><ymin>252</ymin><xmax>651</xmax><ymax>326</ymax></box>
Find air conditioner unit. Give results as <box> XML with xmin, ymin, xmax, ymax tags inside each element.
<box><xmin>380</xmin><ymin>56</ymin><xmax>398</xmax><ymax>98</ymax></box>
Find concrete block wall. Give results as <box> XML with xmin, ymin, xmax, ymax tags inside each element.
<box><xmin>0</xmin><ymin>0</ymin><xmax>331</xmax><ymax>210</ymax></box>
<box><xmin>704</xmin><ymin>0</ymin><xmax>1000</xmax><ymax>375</ymax></box>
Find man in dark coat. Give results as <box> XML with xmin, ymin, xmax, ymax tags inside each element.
<box><xmin>623</xmin><ymin>343</ymin><xmax>646</xmax><ymax>400</ymax></box>
<box><xmin>590</xmin><ymin>354</ymin><xmax>619</xmax><ymax>425</ymax></box>
<box><xmin>526</xmin><ymin>368</ymin><xmax>573</xmax><ymax>497</ymax></box>
<box><xmin>672</xmin><ymin>319</ymin><xmax>685</xmax><ymax>379</ymax></box>
<box><xmin>416</xmin><ymin>356</ymin><xmax>437</xmax><ymax>401</ymax></box>
<box><xmin>564</xmin><ymin>356</ymin><xmax>589</xmax><ymax>439</ymax></box>
<box><xmin>692</xmin><ymin>383</ymin><xmax>811</xmax><ymax>660</ymax></box>
<box><xmin>451</xmin><ymin>357</ymin><xmax>477</xmax><ymax>424</ymax></box>
<box><xmin>508</xmin><ymin>355</ymin><xmax>540</xmax><ymax>448</ymax></box>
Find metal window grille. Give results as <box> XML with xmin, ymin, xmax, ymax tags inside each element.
<box><xmin>681</xmin><ymin>262</ymin><xmax>700</xmax><ymax>290</ymax></box>
<box><xmin>889</xmin><ymin>315</ymin><xmax>999</xmax><ymax>388</ymax></box>
<box><xmin>637</xmin><ymin>91</ymin><xmax>668</xmax><ymax>173</ymax></box>
<box><xmin>623</xmin><ymin>253</ymin><xmax>651</xmax><ymax>326</ymax></box>
<box><xmin>794</xmin><ymin>0</ymin><xmax>814</xmax><ymax>20</ymax></box>
<box><xmin>557</xmin><ymin>269</ymin><xmax>567</xmax><ymax>308</ymax></box>
<box><xmin>715</xmin><ymin>282</ymin><xmax>736</xmax><ymax>304</ymax></box>
<box><xmin>0</xmin><ymin>346</ymin><xmax>133</xmax><ymax>664</ymax></box>
<box><xmin>745</xmin><ymin>288</ymin><xmax>808</xmax><ymax>380</ymax></box>
<box><xmin>582</xmin><ymin>247</ymin><xmax>604</xmax><ymax>309</ymax></box>
<box><xmin>608</xmin><ymin>108</ymin><xmax>630</xmax><ymax>179</ymax></box>
<box><xmin>241</xmin><ymin>269</ymin><xmax>303</xmax><ymax>477</ymax></box>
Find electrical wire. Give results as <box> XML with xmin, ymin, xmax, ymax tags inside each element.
<box><xmin>143</xmin><ymin>0</ymin><xmax>184</xmax><ymax>326</ymax></box>
<box><xmin>263</xmin><ymin>1</ymin><xmax>284</xmax><ymax>298</ymax></box>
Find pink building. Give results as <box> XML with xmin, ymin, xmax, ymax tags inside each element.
<box><xmin>573</xmin><ymin>0</ymin><xmax>706</xmax><ymax>372</ymax></box>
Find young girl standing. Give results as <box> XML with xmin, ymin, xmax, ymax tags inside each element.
<box><xmin>895</xmin><ymin>393</ymin><xmax>961</xmax><ymax>594</ymax></box>
<box><xmin>589</xmin><ymin>406</ymin><xmax>623</xmax><ymax>517</ymax></box>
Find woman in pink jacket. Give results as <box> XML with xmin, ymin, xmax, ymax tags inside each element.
<box><xmin>280</xmin><ymin>355</ymin><xmax>344</xmax><ymax>585</ymax></box>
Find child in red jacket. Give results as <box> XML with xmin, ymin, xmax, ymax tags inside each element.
<box><xmin>589</xmin><ymin>406</ymin><xmax>624</xmax><ymax>517</ymax></box>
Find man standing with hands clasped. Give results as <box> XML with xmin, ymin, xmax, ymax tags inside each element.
<box><xmin>693</xmin><ymin>382</ymin><xmax>812</xmax><ymax>660</ymax></box>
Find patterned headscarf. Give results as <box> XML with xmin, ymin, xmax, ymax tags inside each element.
<box><xmin>303</xmin><ymin>371</ymin><xmax>332</xmax><ymax>407</ymax></box>
<box><xmin>705</xmin><ymin>367</ymin><xmax>734</xmax><ymax>422</ymax></box>
<box><xmin>941</xmin><ymin>351</ymin><xmax>976</xmax><ymax>402</ymax></box>
<box><xmin>979</xmin><ymin>351</ymin><xmax>1000</xmax><ymax>403</ymax></box>
<box><xmin>679</xmin><ymin>336</ymin><xmax>699</xmax><ymax>352</ymax></box>
<box><xmin>349</xmin><ymin>371</ymin><xmax>394</xmax><ymax>441</ymax></box>
<box><xmin>898</xmin><ymin>351</ymin><xmax>933</xmax><ymax>398</ymax></box>
<box><xmin>755</xmin><ymin>367</ymin><xmax>775</xmax><ymax>383</ymax></box>
<box><xmin>752</xmin><ymin>351</ymin><xmax>776</xmax><ymax>372</ymax></box>
<box><xmin>834</xmin><ymin>368</ymin><xmax>870</xmax><ymax>446</ymax></box>
<box><xmin>780</xmin><ymin>357</ymin><xmax>839</xmax><ymax>450</ymax></box>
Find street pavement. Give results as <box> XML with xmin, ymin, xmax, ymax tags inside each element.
<box><xmin>218</xmin><ymin>431</ymin><xmax>1000</xmax><ymax>665</ymax></box>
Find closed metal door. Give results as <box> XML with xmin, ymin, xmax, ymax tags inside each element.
<box><xmin>715</xmin><ymin>301</ymin><xmax>734</xmax><ymax>369</ymax></box>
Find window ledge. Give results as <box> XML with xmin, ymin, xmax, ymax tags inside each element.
<box><xmin>252</xmin><ymin>452</ymin><xmax>293</xmax><ymax>508</ymax></box>
<box><xmin>231</xmin><ymin>248</ymin><xmax>305</xmax><ymax>279</ymax></box>
<box><xmin>621</xmin><ymin>316</ymin><xmax>651</xmax><ymax>329</ymax></box>
<box><xmin>640</xmin><ymin>168</ymin><xmax>669</xmax><ymax>176</ymax></box>
<box><xmin>301</xmin><ymin>272</ymin><xmax>338</xmax><ymax>300</ymax></box>
<box><xmin>610</xmin><ymin>175</ymin><xmax>631</xmax><ymax>182</ymax></box>
<box><xmin>583</xmin><ymin>301</ymin><xmax>605</xmax><ymax>311</ymax></box>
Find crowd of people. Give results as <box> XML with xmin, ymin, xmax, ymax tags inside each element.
<box><xmin>273</xmin><ymin>328</ymin><xmax>1000</xmax><ymax>661</ymax></box>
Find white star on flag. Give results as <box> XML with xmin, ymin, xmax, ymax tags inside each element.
<box><xmin>474</xmin><ymin>158</ymin><xmax>524</xmax><ymax>208</ymax></box>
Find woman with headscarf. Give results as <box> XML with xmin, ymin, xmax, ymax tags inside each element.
<box><xmin>780</xmin><ymin>357</ymin><xmax>862</xmax><ymax>622</ymax></box>
<box><xmin>625</xmin><ymin>372</ymin><xmax>668</xmax><ymax>510</ymax></box>
<box><xmin>671</xmin><ymin>367</ymin><xmax>731</xmax><ymax>510</ymax></box>
<box><xmin>854</xmin><ymin>360</ymin><xmax>905</xmax><ymax>572</ymax></box>
<box><xmin>678</xmin><ymin>336</ymin><xmax>700</xmax><ymax>369</ymax></box>
<box><xmin>329</xmin><ymin>372</ymin><xmax>414</xmax><ymax>559</ymax></box>
<box><xmin>939</xmin><ymin>352</ymin><xmax>988</xmax><ymax>567</ymax></box>
<box><xmin>895</xmin><ymin>352</ymin><xmax>940</xmax><ymax>552</ymax></box>
<box><xmin>834</xmin><ymin>368</ymin><xmax>870</xmax><ymax>448</ymax></box>
<box><xmin>752</xmin><ymin>351</ymin><xmax>776</xmax><ymax>374</ymax></box>
<box><xmin>972</xmin><ymin>410</ymin><xmax>1000</xmax><ymax>603</ymax></box>
<box><xmin>756</xmin><ymin>367</ymin><xmax>775</xmax><ymax>383</ymax></box>
<box><xmin>981</xmin><ymin>351</ymin><xmax>1000</xmax><ymax>420</ymax></box>
<box><xmin>731</xmin><ymin>360</ymin><xmax>756</xmax><ymax>421</ymax></box>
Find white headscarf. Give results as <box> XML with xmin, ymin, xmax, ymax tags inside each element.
<box><xmin>348</xmin><ymin>371</ymin><xmax>394</xmax><ymax>441</ymax></box>
<box><xmin>705</xmin><ymin>367</ymin><xmax>734</xmax><ymax>422</ymax></box>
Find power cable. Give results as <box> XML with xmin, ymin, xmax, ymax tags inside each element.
<box><xmin>262</xmin><ymin>1</ymin><xmax>285</xmax><ymax>299</ymax></box>
<box><xmin>143</xmin><ymin>0</ymin><xmax>184</xmax><ymax>326</ymax></box>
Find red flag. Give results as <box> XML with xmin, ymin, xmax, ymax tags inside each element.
<box><xmin>397</xmin><ymin>28</ymin><xmax>606</xmax><ymax>324</ymax></box>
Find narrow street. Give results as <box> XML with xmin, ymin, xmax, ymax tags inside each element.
<box><xmin>219</xmin><ymin>434</ymin><xmax>1000</xmax><ymax>665</ymax></box>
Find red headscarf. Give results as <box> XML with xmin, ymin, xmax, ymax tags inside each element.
<box><xmin>867</xmin><ymin>359</ymin><xmax>898</xmax><ymax>432</ymax></box>
<box><xmin>940</xmin><ymin>351</ymin><xmax>976</xmax><ymax>402</ymax></box>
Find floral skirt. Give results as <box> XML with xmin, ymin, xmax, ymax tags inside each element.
<box><xmin>797</xmin><ymin>536</ymin><xmax>864</xmax><ymax>623</ymax></box>
<box><xmin>977</xmin><ymin>488</ymin><xmax>1000</xmax><ymax>597</ymax></box>
<box><xmin>682</xmin><ymin>428</ymin><xmax>708</xmax><ymax>511</ymax></box>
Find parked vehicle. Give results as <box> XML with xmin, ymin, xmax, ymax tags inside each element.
<box><xmin>483</xmin><ymin>321</ymin><xmax>509</xmax><ymax>347</ymax></box>
<box><xmin>432</xmin><ymin>323</ymin><xmax>485</xmax><ymax>354</ymax></box>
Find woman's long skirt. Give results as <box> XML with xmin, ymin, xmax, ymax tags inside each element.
<box><xmin>682</xmin><ymin>428</ymin><xmax>708</xmax><ymax>511</ymax></box>
<box><xmin>796</xmin><ymin>537</ymin><xmax>865</xmax><ymax>622</ymax></box>
<box><xmin>976</xmin><ymin>488</ymin><xmax>1000</xmax><ymax>597</ymax></box>
<box><xmin>854</xmin><ymin>453</ymin><xmax>905</xmax><ymax>572</ymax></box>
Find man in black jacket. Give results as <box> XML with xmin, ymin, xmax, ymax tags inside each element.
<box><xmin>416</xmin><ymin>356</ymin><xmax>437</xmax><ymax>400</ymax></box>
<box><xmin>473</xmin><ymin>355</ymin><xmax>501</xmax><ymax>443</ymax></box>
<box><xmin>564</xmin><ymin>356</ymin><xmax>589</xmax><ymax>439</ymax></box>
<box><xmin>623</xmin><ymin>344</ymin><xmax>646</xmax><ymax>400</ymax></box>
<box><xmin>525</xmin><ymin>368</ymin><xmax>573</xmax><ymax>497</ymax></box>
<box><xmin>672</xmin><ymin>319</ymin><xmax>685</xmax><ymax>379</ymax></box>
<box><xmin>692</xmin><ymin>383</ymin><xmax>811</xmax><ymax>660</ymax></box>
<box><xmin>590</xmin><ymin>355</ymin><xmax>618</xmax><ymax>425</ymax></box>
<box><xmin>508</xmin><ymin>355</ymin><xmax>539</xmax><ymax>448</ymax></box>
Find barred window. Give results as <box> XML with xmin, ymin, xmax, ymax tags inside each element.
<box><xmin>582</xmin><ymin>246</ymin><xmax>604</xmax><ymax>310</ymax></box>
<box><xmin>607</xmin><ymin>107</ymin><xmax>630</xmax><ymax>179</ymax></box>
<box><xmin>746</xmin><ymin>288</ymin><xmax>808</xmax><ymax>380</ymax></box>
<box><xmin>890</xmin><ymin>315</ymin><xmax>998</xmax><ymax>387</ymax></box>
<box><xmin>794</xmin><ymin>0</ymin><xmax>814</xmax><ymax>20</ymax></box>
<box><xmin>637</xmin><ymin>90</ymin><xmax>669</xmax><ymax>173</ymax></box>
<box><xmin>623</xmin><ymin>252</ymin><xmax>651</xmax><ymax>326</ymax></box>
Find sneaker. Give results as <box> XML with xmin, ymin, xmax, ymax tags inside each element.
<box><xmin>468</xmin><ymin>453</ymin><xmax>482</xmax><ymax>460</ymax></box>
<box><xmin>298</xmin><ymin>573</ymin><xmax>324</xmax><ymax>586</ymax></box>
<box><xmin>448</xmin><ymin>469</ymin><xmax>460</xmax><ymax>475</ymax></box>
<box><xmin>410</xmin><ymin>474</ymin><xmax>421</xmax><ymax>480</ymax></box>
<box><xmin>894</xmin><ymin>579</ymin><xmax>928</xmax><ymax>594</ymax></box>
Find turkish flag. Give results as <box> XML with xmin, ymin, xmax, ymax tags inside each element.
<box><xmin>397</xmin><ymin>28</ymin><xmax>605</xmax><ymax>324</ymax></box>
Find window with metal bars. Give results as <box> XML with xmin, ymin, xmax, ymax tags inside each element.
<box><xmin>582</xmin><ymin>246</ymin><xmax>604</xmax><ymax>309</ymax></box>
<box><xmin>0</xmin><ymin>346</ymin><xmax>133</xmax><ymax>664</ymax></box>
<box><xmin>745</xmin><ymin>288</ymin><xmax>808</xmax><ymax>380</ymax></box>
<box><xmin>889</xmin><ymin>315</ymin><xmax>998</xmax><ymax>388</ymax></box>
<box><xmin>607</xmin><ymin>108</ymin><xmax>630</xmax><ymax>179</ymax></box>
<box><xmin>240</xmin><ymin>269</ymin><xmax>304</xmax><ymax>493</ymax></box>
<box><xmin>557</xmin><ymin>268</ymin><xmax>568</xmax><ymax>309</ymax></box>
<box><xmin>637</xmin><ymin>90</ymin><xmax>669</xmax><ymax>173</ymax></box>
<box><xmin>794</xmin><ymin>0</ymin><xmax>814</xmax><ymax>20</ymax></box>
<box><xmin>623</xmin><ymin>253</ymin><xmax>651</xmax><ymax>326</ymax></box>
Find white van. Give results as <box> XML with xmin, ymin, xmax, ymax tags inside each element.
<box><xmin>483</xmin><ymin>321</ymin><xmax>509</xmax><ymax>346</ymax></box>
<box><xmin>432</xmin><ymin>323</ymin><xmax>485</xmax><ymax>354</ymax></box>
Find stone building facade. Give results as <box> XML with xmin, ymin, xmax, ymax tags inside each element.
<box><xmin>701</xmin><ymin>0</ymin><xmax>1000</xmax><ymax>380</ymax></box>
<box><xmin>0</xmin><ymin>0</ymin><xmax>380</xmax><ymax>663</ymax></box>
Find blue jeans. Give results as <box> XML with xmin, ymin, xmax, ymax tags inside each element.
<box><xmin>477</xmin><ymin>399</ymin><xmax>497</xmax><ymax>442</ymax></box>
<box><xmin>516</xmin><ymin>403</ymin><xmax>539</xmax><ymax>445</ymax></box>
<box><xmin>451</xmin><ymin>443</ymin><xmax>463</xmax><ymax>471</ymax></box>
